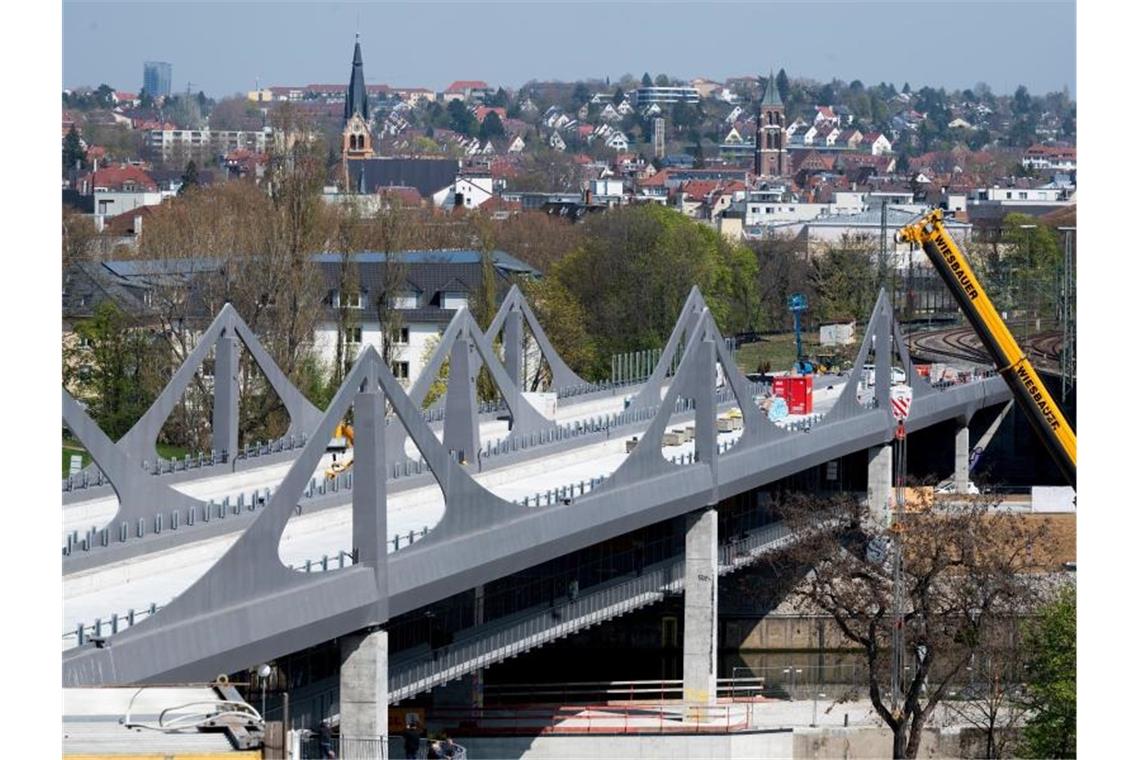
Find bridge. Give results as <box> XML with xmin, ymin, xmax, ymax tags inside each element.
<box><xmin>61</xmin><ymin>285</ymin><xmax>1010</xmax><ymax>743</ymax></box>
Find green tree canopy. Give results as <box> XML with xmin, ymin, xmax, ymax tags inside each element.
<box><xmin>65</xmin><ymin>301</ymin><xmax>161</xmax><ymax>441</ymax></box>
<box><xmin>1020</xmin><ymin>584</ymin><xmax>1076</xmax><ymax>758</ymax></box>
<box><xmin>63</xmin><ymin>124</ymin><xmax>86</xmax><ymax>173</ymax></box>
<box><xmin>479</xmin><ymin>111</ymin><xmax>505</xmax><ymax>142</ymax></box>
<box><xmin>446</xmin><ymin>98</ymin><xmax>477</xmax><ymax>136</ymax></box>
<box><xmin>547</xmin><ymin>205</ymin><xmax>758</xmax><ymax>377</ymax></box>
<box><xmin>641</xmin><ymin>72</ymin><xmax>653</xmax><ymax>87</ymax></box>
<box><xmin>179</xmin><ymin>160</ymin><xmax>199</xmax><ymax>194</ymax></box>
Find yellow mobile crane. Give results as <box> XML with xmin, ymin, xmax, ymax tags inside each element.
<box><xmin>898</xmin><ymin>209</ymin><xmax>1076</xmax><ymax>486</ymax></box>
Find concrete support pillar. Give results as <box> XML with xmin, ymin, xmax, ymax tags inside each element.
<box><xmin>504</xmin><ymin>307</ymin><xmax>523</xmax><ymax>390</ymax></box>
<box><xmin>212</xmin><ymin>332</ymin><xmax>239</xmax><ymax>459</ymax></box>
<box><xmin>867</xmin><ymin>443</ymin><xmax>893</xmax><ymax>524</ymax></box>
<box><xmin>339</xmin><ymin>627</ymin><xmax>388</xmax><ymax>757</ymax></box>
<box><xmin>443</xmin><ymin>337</ymin><xmax>479</xmax><ymax>464</ymax></box>
<box><xmin>954</xmin><ymin>418</ymin><xmax>971</xmax><ymax>494</ymax></box>
<box><xmin>683</xmin><ymin>506</ymin><xmax>718</xmax><ymax>711</ymax></box>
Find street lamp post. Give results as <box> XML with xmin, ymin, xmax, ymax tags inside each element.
<box><xmin>257</xmin><ymin>663</ymin><xmax>271</xmax><ymax>720</ymax></box>
<box><xmin>812</xmin><ymin>692</ymin><xmax>826</xmax><ymax>727</ymax></box>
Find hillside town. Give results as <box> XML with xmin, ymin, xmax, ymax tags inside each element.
<box><xmin>63</xmin><ymin>41</ymin><xmax>1075</xmax><ymax>250</ymax></box>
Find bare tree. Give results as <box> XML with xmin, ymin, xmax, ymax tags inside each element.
<box><xmin>770</xmin><ymin>493</ymin><xmax>1058</xmax><ymax>759</ymax></box>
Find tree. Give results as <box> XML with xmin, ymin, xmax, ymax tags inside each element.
<box><xmin>771</xmin><ymin>494</ymin><xmax>1058</xmax><ymax>759</ymax></box>
<box><xmin>63</xmin><ymin>124</ymin><xmax>86</xmax><ymax>173</ymax></box>
<box><xmin>64</xmin><ymin>301</ymin><xmax>162</xmax><ymax>441</ymax></box>
<box><xmin>571</xmin><ymin>82</ymin><xmax>591</xmax><ymax>109</ymax></box>
<box><xmin>179</xmin><ymin>160</ymin><xmax>199</xmax><ymax>194</ymax></box>
<box><xmin>63</xmin><ymin>207</ymin><xmax>98</xmax><ymax>269</ymax></box>
<box><xmin>807</xmin><ymin>238</ymin><xmax>877</xmax><ymax>321</ymax></box>
<box><xmin>654</xmin><ymin>73</ymin><xmax>671</xmax><ymax>87</ymax></box>
<box><xmin>479</xmin><ymin>111</ymin><xmax>505</xmax><ymax>142</ymax></box>
<box><xmin>1019</xmin><ymin>584</ymin><xmax>1076</xmax><ymax>758</ymax></box>
<box><xmin>486</xmin><ymin>86</ymin><xmax>509</xmax><ymax>108</ymax></box>
<box><xmin>447</xmin><ymin>98</ymin><xmax>477</xmax><ymax>136</ymax></box>
<box><xmin>776</xmin><ymin>68</ymin><xmax>790</xmax><ymax>102</ymax></box>
<box><xmin>612</xmin><ymin>87</ymin><xmax>625</xmax><ymax>105</ymax></box>
<box><xmin>641</xmin><ymin>72</ymin><xmax>653</xmax><ymax>87</ymax></box>
<box><xmin>549</xmin><ymin>205</ymin><xmax>758</xmax><ymax>377</ymax></box>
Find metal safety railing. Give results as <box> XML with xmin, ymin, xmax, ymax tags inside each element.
<box><xmin>425</xmin><ymin>702</ymin><xmax>750</xmax><ymax>736</ymax></box>
<box><xmin>389</xmin><ymin>521</ymin><xmax>794</xmax><ymax>702</ymax></box>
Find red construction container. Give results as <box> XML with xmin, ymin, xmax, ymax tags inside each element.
<box><xmin>773</xmin><ymin>375</ymin><xmax>813</xmax><ymax>415</ymax></box>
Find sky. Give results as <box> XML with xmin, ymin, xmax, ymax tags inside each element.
<box><xmin>63</xmin><ymin>0</ymin><xmax>1075</xmax><ymax>99</ymax></box>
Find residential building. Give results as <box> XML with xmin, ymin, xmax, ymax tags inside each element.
<box><xmin>441</xmin><ymin>80</ymin><xmax>492</xmax><ymax>103</ymax></box>
<box><xmin>143</xmin><ymin>61</ymin><xmax>172</xmax><ymax>98</ymax></box>
<box><xmin>63</xmin><ymin>251</ymin><xmax>541</xmax><ymax>392</ymax></box>
<box><xmin>689</xmin><ymin>77</ymin><xmax>723</xmax><ymax>99</ymax></box>
<box><xmin>633</xmin><ymin>85</ymin><xmax>699</xmax><ymax>106</ymax></box>
<box><xmin>393</xmin><ymin>87</ymin><xmax>436</xmax><ymax>106</ymax></box>
<box><xmin>437</xmin><ymin>175</ymin><xmax>495</xmax><ymax>210</ymax></box>
<box><xmin>862</xmin><ymin>131</ymin><xmax>893</xmax><ymax>155</ymax></box>
<box><xmin>146</xmin><ymin>129</ymin><xmax>269</xmax><ymax>162</ymax></box>
<box><xmin>1021</xmin><ymin>144</ymin><xmax>1076</xmax><ymax>172</ymax></box>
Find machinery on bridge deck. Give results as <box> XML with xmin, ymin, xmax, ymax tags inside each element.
<box><xmin>898</xmin><ymin>208</ymin><xmax>1076</xmax><ymax>486</ymax></box>
<box><xmin>324</xmin><ymin>421</ymin><xmax>354</xmax><ymax>479</ymax></box>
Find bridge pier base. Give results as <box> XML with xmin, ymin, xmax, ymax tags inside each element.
<box><xmin>867</xmin><ymin>443</ymin><xmax>893</xmax><ymax>524</ymax></box>
<box><xmin>339</xmin><ymin>627</ymin><xmax>389</xmax><ymax>753</ymax></box>
<box><xmin>954</xmin><ymin>417</ymin><xmax>971</xmax><ymax>493</ymax></box>
<box><xmin>683</xmin><ymin>506</ymin><xmax>718</xmax><ymax>715</ymax></box>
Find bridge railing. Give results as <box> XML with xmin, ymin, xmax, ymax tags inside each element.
<box><xmin>62</xmin><ymin>432</ymin><xmax>311</xmax><ymax>494</ymax></box>
<box><xmin>65</xmin><ymin>549</ymin><xmax>358</xmax><ymax>647</ymax></box>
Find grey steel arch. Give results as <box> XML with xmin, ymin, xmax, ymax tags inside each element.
<box><xmin>105</xmin><ymin>303</ymin><xmax>323</xmax><ymax>468</ymax></box>
<box><xmin>63</xmin><ymin>287</ymin><xmax>1012</xmax><ymax>687</ymax></box>
<box><xmin>62</xmin><ymin>389</ymin><xmax>206</xmax><ymax>529</ymax></box>
<box><xmin>387</xmin><ymin>307</ymin><xmax>550</xmax><ymax>464</ymax></box>
<box><xmin>482</xmin><ymin>285</ymin><xmax>589</xmax><ymax>392</ymax></box>
<box><xmin>627</xmin><ymin>286</ymin><xmax>710</xmax><ymax>411</ymax></box>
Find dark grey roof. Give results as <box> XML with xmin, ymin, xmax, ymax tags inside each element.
<box><xmin>347</xmin><ymin>158</ymin><xmax>459</xmax><ymax>198</ymax></box>
<box><xmin>345</xmin><ymin>38</ymin><xmax>369</xmax><ymax>123</ymax></box>
<box><xmin>63</xmin><ymin>251</ymin><xmax>541</xmax><ymax>325</ymax></box>
<box><xmin>315</xmin><ymin>256</ymin><xmax>522</xmax><ymax>323</ymax></box>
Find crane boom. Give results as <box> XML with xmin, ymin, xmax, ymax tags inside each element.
<box><xmin>898</xmin><ymin>209</ymin><xmax>1076</xmax><ymax>486</ymax></box>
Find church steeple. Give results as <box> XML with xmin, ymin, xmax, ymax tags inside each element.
<box><xmin>341</xmin><ymin>34</ymin><xmax>374</xmax><ymax>173</ymax></box>
<box><xmin>344</xmin><ymin>34</ymin><xmax>369</xmax><ymax>124</ymax></box>
<box><xmin>760</xmin><ymin>70</ymin><xmax>783</xmax><ymax>107</ymax></box>
<box><xmin>754</xmin><ymin>69</ymin><xmax>787</xmax><ymax>177</ymax></box>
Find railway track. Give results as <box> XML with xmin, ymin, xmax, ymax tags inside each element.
<box><xmin>909</xmin><ymin>326</ymin><xmax>1069</xmax><ymax>377</ymax></box>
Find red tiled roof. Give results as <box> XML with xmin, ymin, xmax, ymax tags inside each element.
<box><xmin>445</xmin><ymin>80</ymin><xmax>490</xmax><ymax>93</ymax></box>
<box><xmin>104</xmin><ymin>203</ymin><xmax>160</xmax><ymax>236</ymax></box>
<box><xmin>473</xmin><ymin>106</ymin><xmax>507</xmax><ymax>123</ymax></box>
<box><xmin>639</xmin><ymin>170</ymin><xmax>671</xmax><ymax>187</ymax></box>
<box><xmin>114</xmin><ymin>91</ymin><xmax>137</xmax><ymax>103</ymax></box>
<box><xmin>84</xmin><ymin>165</ymin><xmax>158</xmax><ymax>192</ymax></box>
<box><xmin>816</xmin><ymin>106</ymin><xmax>836</xmax><ymax>118</ymax></box>
<box><xmin>479</xmin><ymin>196</ymin><xmax>522</xmax><ymax>213</ymax></box>
<box><xmin>377</xmin><ymin>186</ymin><xmax>424</xmax><ymax>207</ymax></box>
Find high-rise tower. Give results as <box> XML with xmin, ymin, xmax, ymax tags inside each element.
<box><xmin>754</xmin><ymin>72</ymin><xmax>786</xmax><ymax>177</ymax></box>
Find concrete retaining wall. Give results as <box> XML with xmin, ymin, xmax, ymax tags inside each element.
<box><xmin>454</xmin><ymin>730</ymin><xmax>793</xmax><ymax>759</ymax></box>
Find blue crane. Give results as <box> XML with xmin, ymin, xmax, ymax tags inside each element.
<box><xmin>788</xmin><ymin>293</ymin><xmax>813</xmax><ymax>375</ymax></box>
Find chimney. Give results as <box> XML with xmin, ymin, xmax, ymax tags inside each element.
<box><xmin>133</xmin><ymin>214</ymin><xmax>143</xmax><ymax>238</ymax></box>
